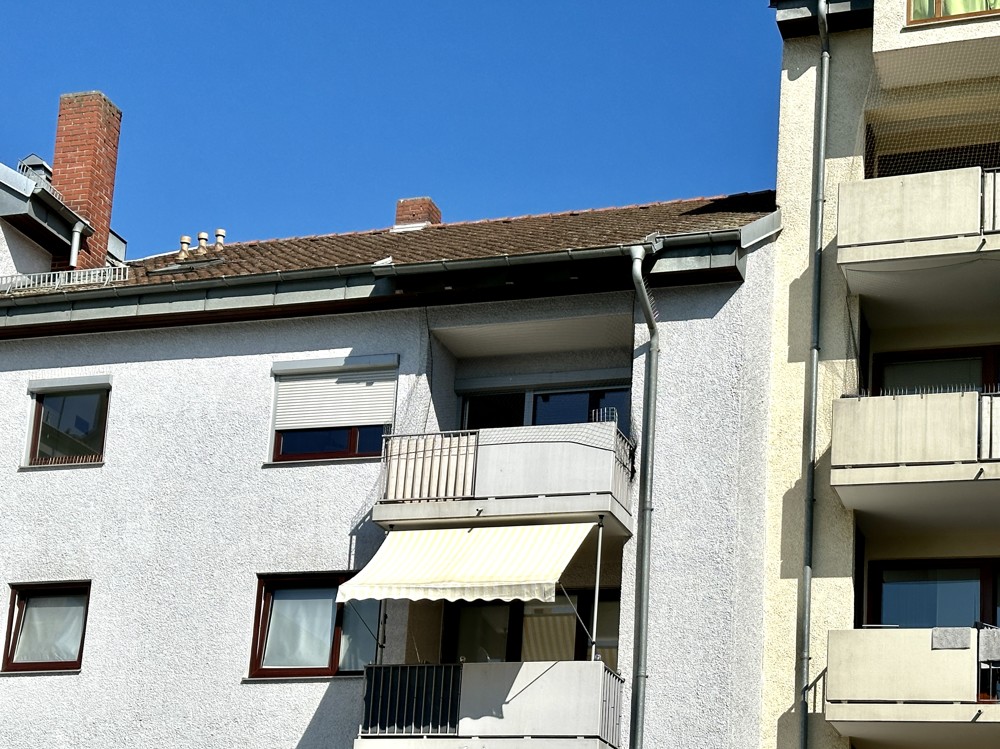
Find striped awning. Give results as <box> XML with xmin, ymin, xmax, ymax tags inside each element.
<box><xmin>336</xmin><ymin>522</ymin><xmax>595</xmax><ymax>603</ymax></box>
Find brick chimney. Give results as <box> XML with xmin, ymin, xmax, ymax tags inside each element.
<box><xmin>50</xmin><ymin>91</ymin><xmax>122</xmax><ymax>270</ymax></box>
<box><xmin>395</xmin><ymin>197</ymin><xmax>441</xmax><ymax>227</ymax></box>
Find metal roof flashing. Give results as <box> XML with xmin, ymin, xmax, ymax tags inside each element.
<box><xmin>0</xmin><ymin>162</ymin><xmax>92</xmax><ymax>251</ymax></box>
<box><xmin>0</xmin><ymin>204</ymin><xmax>780</xmax><ymax>338</ymax></box>
<box><xmin>647</xmin><ymin>208</ymin><xmax>782</xmax><ymax>283</ymax></box>
<box><xmin>772</xmin><ymin>0</ymin><xmax>873</xmax><ymax>38</ymax></box>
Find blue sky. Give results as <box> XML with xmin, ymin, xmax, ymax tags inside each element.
<box><xmin>1</xmin><ymin>2</ymin><xmax>782</xmax><ymax>260</ymax></box>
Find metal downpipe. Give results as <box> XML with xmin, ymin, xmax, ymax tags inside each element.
<box><xmin>69</xmin><ymin>222</ymin><xmax>85</xmax><ymax>269</ymax></box>
<box><xmin>800</xmin><ymin>4</ymin><xmax>830</xmax><ymax>749</ymax></box>
<box><xmin>628</xmin><ymin>244</ymin><xmax>658</xmax><ymax>749</ymax></box>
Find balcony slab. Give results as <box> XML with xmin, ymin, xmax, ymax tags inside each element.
<box><xmin>832</xmin><ymin>464</ymin><xmax>1000</xmax><ymax>529</ymax></box>
<box><xmin>357</xmin><ymin>740</ymin><xmax>609</xmax><ymax>749</ymax></box>
<box><xmin>373</xmin><ymin>493</ymin><xmax>632</xmax><ymax>536</ymax></box>
<box><xmin>828</xmin><ymin>704</ymin><xmax>1000</xmax><ymax>749</ymax></box>
<box><xmin>826</xmin><ymin>628</ymin><xmax>1000</xmax><ymax>748</ymax></box>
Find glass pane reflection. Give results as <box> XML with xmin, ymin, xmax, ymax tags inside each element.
<box><xmin>881</xmin><ymin>567</ymin><xmax>980</xmax><ymax>628</ymax></box>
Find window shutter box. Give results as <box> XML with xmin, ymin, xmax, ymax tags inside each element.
<box><xmin>274</xmin><ymin>370</ymin><xmax>397</xmax><ymax>430</ymax></box>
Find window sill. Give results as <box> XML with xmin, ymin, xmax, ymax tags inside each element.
<box><xmin>0</xmin><ymin>668</ymin><xmax>81</xmax><ymax>677</ymax></box>
<box><xmin>18</xmin><ymin>462</ymin><xmax>105</xmax><ymax>472</ymax></box>
<box><xmin>241</xmin><ymin>674</ymin><xmax>364</xmax><ymax>684</ymax></box>
<box><xmin>261</xmin><ymin>457</ymin><xmax>381</xmax><ymax>468</ymax></box>
<box><xmin>904</xmin><ymin>12</ymin><xmax>1000</xmax><ymax>28</ymax></box>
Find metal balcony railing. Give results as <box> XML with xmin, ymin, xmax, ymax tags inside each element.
<box><xmin>380</xmin><ymin>420</ymin><xmax>635</xmax><ymax>508</ymax></box>
<box><xmin>0</xmin><ymin>266</ymin><xmax>130</xmax><ymax>295</ymax></box>
<box><xmin>600</xmin><ymin>663</ymin><xmax>627</xmax><ymax>748</ymax></box>
<box><xmin>17</xmin><ymin>160</ymin><xmax>64</xmax><ymax>202</ymax></box>
<box><xmin>359</xmin><ymin>661</ymin><xmax>625</xmax><ymax>747</ymax></box>
<box><xmin>360</xmin><ymin>664</ymin><xmax>462</xmax><ymax>737</ymax></box>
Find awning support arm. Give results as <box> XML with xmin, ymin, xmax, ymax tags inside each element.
<box><xmin>347</xmin><ymin>600</ymin><xmax>386</xmax><ymax>652</ymax></box>
<box><xmin>559</xmin><ymin>582</ymin><xmax>595</xmax><ymax>646</ymax></box>
<box><xmin>590</xmin><ymin>515</ymin><xmax>605</xmax><ymax>660</ymax></box>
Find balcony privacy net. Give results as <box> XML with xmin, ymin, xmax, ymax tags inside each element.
<box><xmin>860</xmin><ymin>48</ymin><xmax>1000</xmax><ymax>180</ymax></box>
<box><xmin>336</xmin><ymin>522</ymin><xmax>595</xmax><ymax>603</ymax></box>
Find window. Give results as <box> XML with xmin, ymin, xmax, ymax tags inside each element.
<box><xmin>872</xmin><ymin>346</ymin><xmax>1000</xmax><ymax>395</ymax></box>
<box><xmin>270</xmin><ymin>356</ymin><xmax>398</xmax><ymax>462</ymax></box>
<box><xmin>464</xmin><ymin>387</ymin><xmax>631</xmax><ymax>436</ymax></box>
<box><xmin>248</xmin><ymin>574</ymin><xmax>379</xmax><ymax>678</ymax></box>
<box><xmin>28</xmin><ymin>386</ymin><xmax>110</xmax><ymax>466</ymax></box>
<box><xmin>867</xmin><ymin>559</ymin><xmax>999</xmax><ymax>628</ymax></box>
<box><xmin>442</xmin><ymin>590</ymin><xmax>620</xmax><ymax>670</ymax></box>
<box><xmin>910</xmin><ymin>0</ymin><xmax>1000</xmax><ymax>22</ymax></box>
<box><xmin>2</xmin><ymin>582</ymin><xmax>91</xmax><ymax>672</ymax></box>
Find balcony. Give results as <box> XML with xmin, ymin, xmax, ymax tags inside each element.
<box><xmin>826</xmin><ymin>628</ymin><xmax>1000</xmax><ymax>748</ymax></box>
<box><xmin>374</xmin><ymin>421</ymin><xmax>635</xmax><ymax>535</ymax></box>
<box><xmin>354</xmin><ymin>661</ymin><xmax>625</xmax><ymax>749</ymax></box>
<box><xmin>831</xmin><ymin>390</ymin><xmax>1000</xmax><ymax>526</ymax></box>
<box><xmin>837</xmin><ymin>167</ymin><xmax>1000</xmax><ymax>329</ymax></box>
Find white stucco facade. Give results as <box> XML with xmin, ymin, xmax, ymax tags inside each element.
<box><xmin>0</xmin><ymin>210</ymin><xmax>776</xmax><ymax>749</ymax></box>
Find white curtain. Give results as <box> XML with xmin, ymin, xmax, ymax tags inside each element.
<box><xmin>338</xmin><ymin>599</ymin><xmax>380</xmax><ymax>671</ymax></box>
<box><xmin>262</xmin><ymin>588</ymin><xmax>336</xmax><ymax>668</ymax></box>
<box><xmin>13</xmin><ymin>594</ymin><xmax>87</xmax><ymax>662</ymax></box>
<box><xmin>943</xmin><ymin>0</ymin><xmax>993</xmax><ymax>14</ymax></box>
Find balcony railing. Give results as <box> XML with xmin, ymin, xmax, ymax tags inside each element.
<box><xmin>361</xmin><ymin>664</ymin><xmax>462</xmax><ymax>737</ymax></box>
<box><xmin>831</xmin><ymin>389</ymin><xmax>1000</xmax><ymax>468</ymax></box>
<box><xmin>359</xmin><ymin>661</ymin><xmax>624</xmax><ymax>747</ymax></box>
<box><xmin>826</xmin><ymin>627</ymin><xmax>1000</xmax><ymax>746</ymax></box>
<box><xmin>838</xmin><ymin>167</ymin><xmax>1000</xmax><ymax>251</ymax></box>
<box><xmin>0</xmin><ymin>266</ymin><xmax>130</xmax><ymax>295</ymax></box>
<box><xmin>828</xmin><ymin>628</ymin><xmax>979</xmax><ymax>705</ymax></box>
<box><xmin>382</xmin><ymin>421</ymin><xmax>634</xmax><ymax>510</ymax></box>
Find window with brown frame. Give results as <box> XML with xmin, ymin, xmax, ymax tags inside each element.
<box><xmin>248</xmin><ymin>573</ymin><xmax>380</xmax><ymax>679</ymax></box>
<box><xmin>271</xmin><ymin>425</ymin><xmax>385</xmax><ymax>462</ymax></box>
<box><xmin>2</xmin><ymin>582</ymin><xmax>91</xmax><ymax>673</ymax></box>
<box><xmin>270</xmin><ymin>367</ymin><xmax>396</xmax><ymax>463</ymax></box>
<box><xmin>29</xmin><ymin>389</ymin><xmax>109</xmax><ymax>466</ymax></box>
<box><xmin>910</xmin><ymin>0</ymin><xmax>1000</xmax><ymax>23</ymax></box>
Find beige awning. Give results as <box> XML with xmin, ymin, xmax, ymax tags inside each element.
<box><xmin>336</xmin><ymin>522</ymin><xmax>595</xmax><ymax>603</ymax></box>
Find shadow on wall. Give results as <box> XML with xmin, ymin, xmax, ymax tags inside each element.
<box><xmin>293</xmin><ymin>677</ymin><xmax>368</xmax><ymax>749</ymax></box>
<box><xmin>776</xmin><ymin>705</ymin><xmax>843</xmax><ymax>749</ymax></box>
<box><xmin>779</xmin><ymin>448</ymin><xmax>853</xmax><ymax>582</ymax></box>
<box><xmin>0</xmin><ymin>311</ymin><xmax>425</xmax><ymax>372</ymax></box>
<box><xmin>348</xmin><ymin>507</ymin><xmax>386</xmax><ymax>570</ymax></box>
<box><xmin>648</xmin><ymin>281</ymin><xmax>740</xmax><ymax>324</ymax></box>
<box><xmin>785</xmin><ymin>238</ymin><xmax>858</xmax><ymax>368</ymax></box>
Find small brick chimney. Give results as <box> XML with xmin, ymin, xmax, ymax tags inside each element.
<box><xmin>50</xmin><ymin>91</ymin><xmax>122</xmax><ymax>270</ymax></box>
<box><xmin>395</xmin><ymin>197</ymin><xmax>441</xmax><ymax>227</ymax></box>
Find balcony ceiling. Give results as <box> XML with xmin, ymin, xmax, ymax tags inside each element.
<box><xmin>846</xmin><ymin>250</ymin><xmax>1000</xmax><ymax>329</ymax></box>
<box><xmin>832</xmin><ymin>710</ymin><xmax>1000</xmax><ymax>749</ymax></box>
<box><xmin>834</xmin><ymin>465</ymin><xmax>1000</xmax><ymax>534</ymax></box>
<box><xmin>431</xmin><ymin>313</ymin><xmax>633</xmax><ymax>358</ymax></box>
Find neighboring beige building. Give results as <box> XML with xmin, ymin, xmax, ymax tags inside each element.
<box><xmin>767</xmin><ymin>2</ymin><xmax>1000</xmax><ymax>749</ymax></box>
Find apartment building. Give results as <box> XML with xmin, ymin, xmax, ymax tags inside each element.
<box><xmin>766</xmin><ymin>2</ymin><xmax>1000</xmax><ymax>749</ymax></box>
<box><xmin>0</xmin><ymin>92</ymin><xmax>781</xmax><ymax>748</ymax></box>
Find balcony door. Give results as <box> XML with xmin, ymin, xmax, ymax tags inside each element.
<box><xmin>464</xmin><ymin>387</ymin><xmax>630</xmax><ymax>436</ymax></box>
<box><xmin>442</xmin><ymin>592</ymin><xmax>620</xmax><ymax>670</ymax></box>
<box><xmin>873</xmin><ymin>346</ymin><xmax>998</xmax><ymax>395</ymax></box>
<box><xmin>868</xmin><ymin>560</ymin><xmax>999</xmax><ymax>628</ymax></box>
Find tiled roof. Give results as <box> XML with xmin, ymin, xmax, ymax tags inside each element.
<box><xmin>125</xmin><ymin>191</ymin><xmax>776</xmax><ymax>288</ymax></box>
